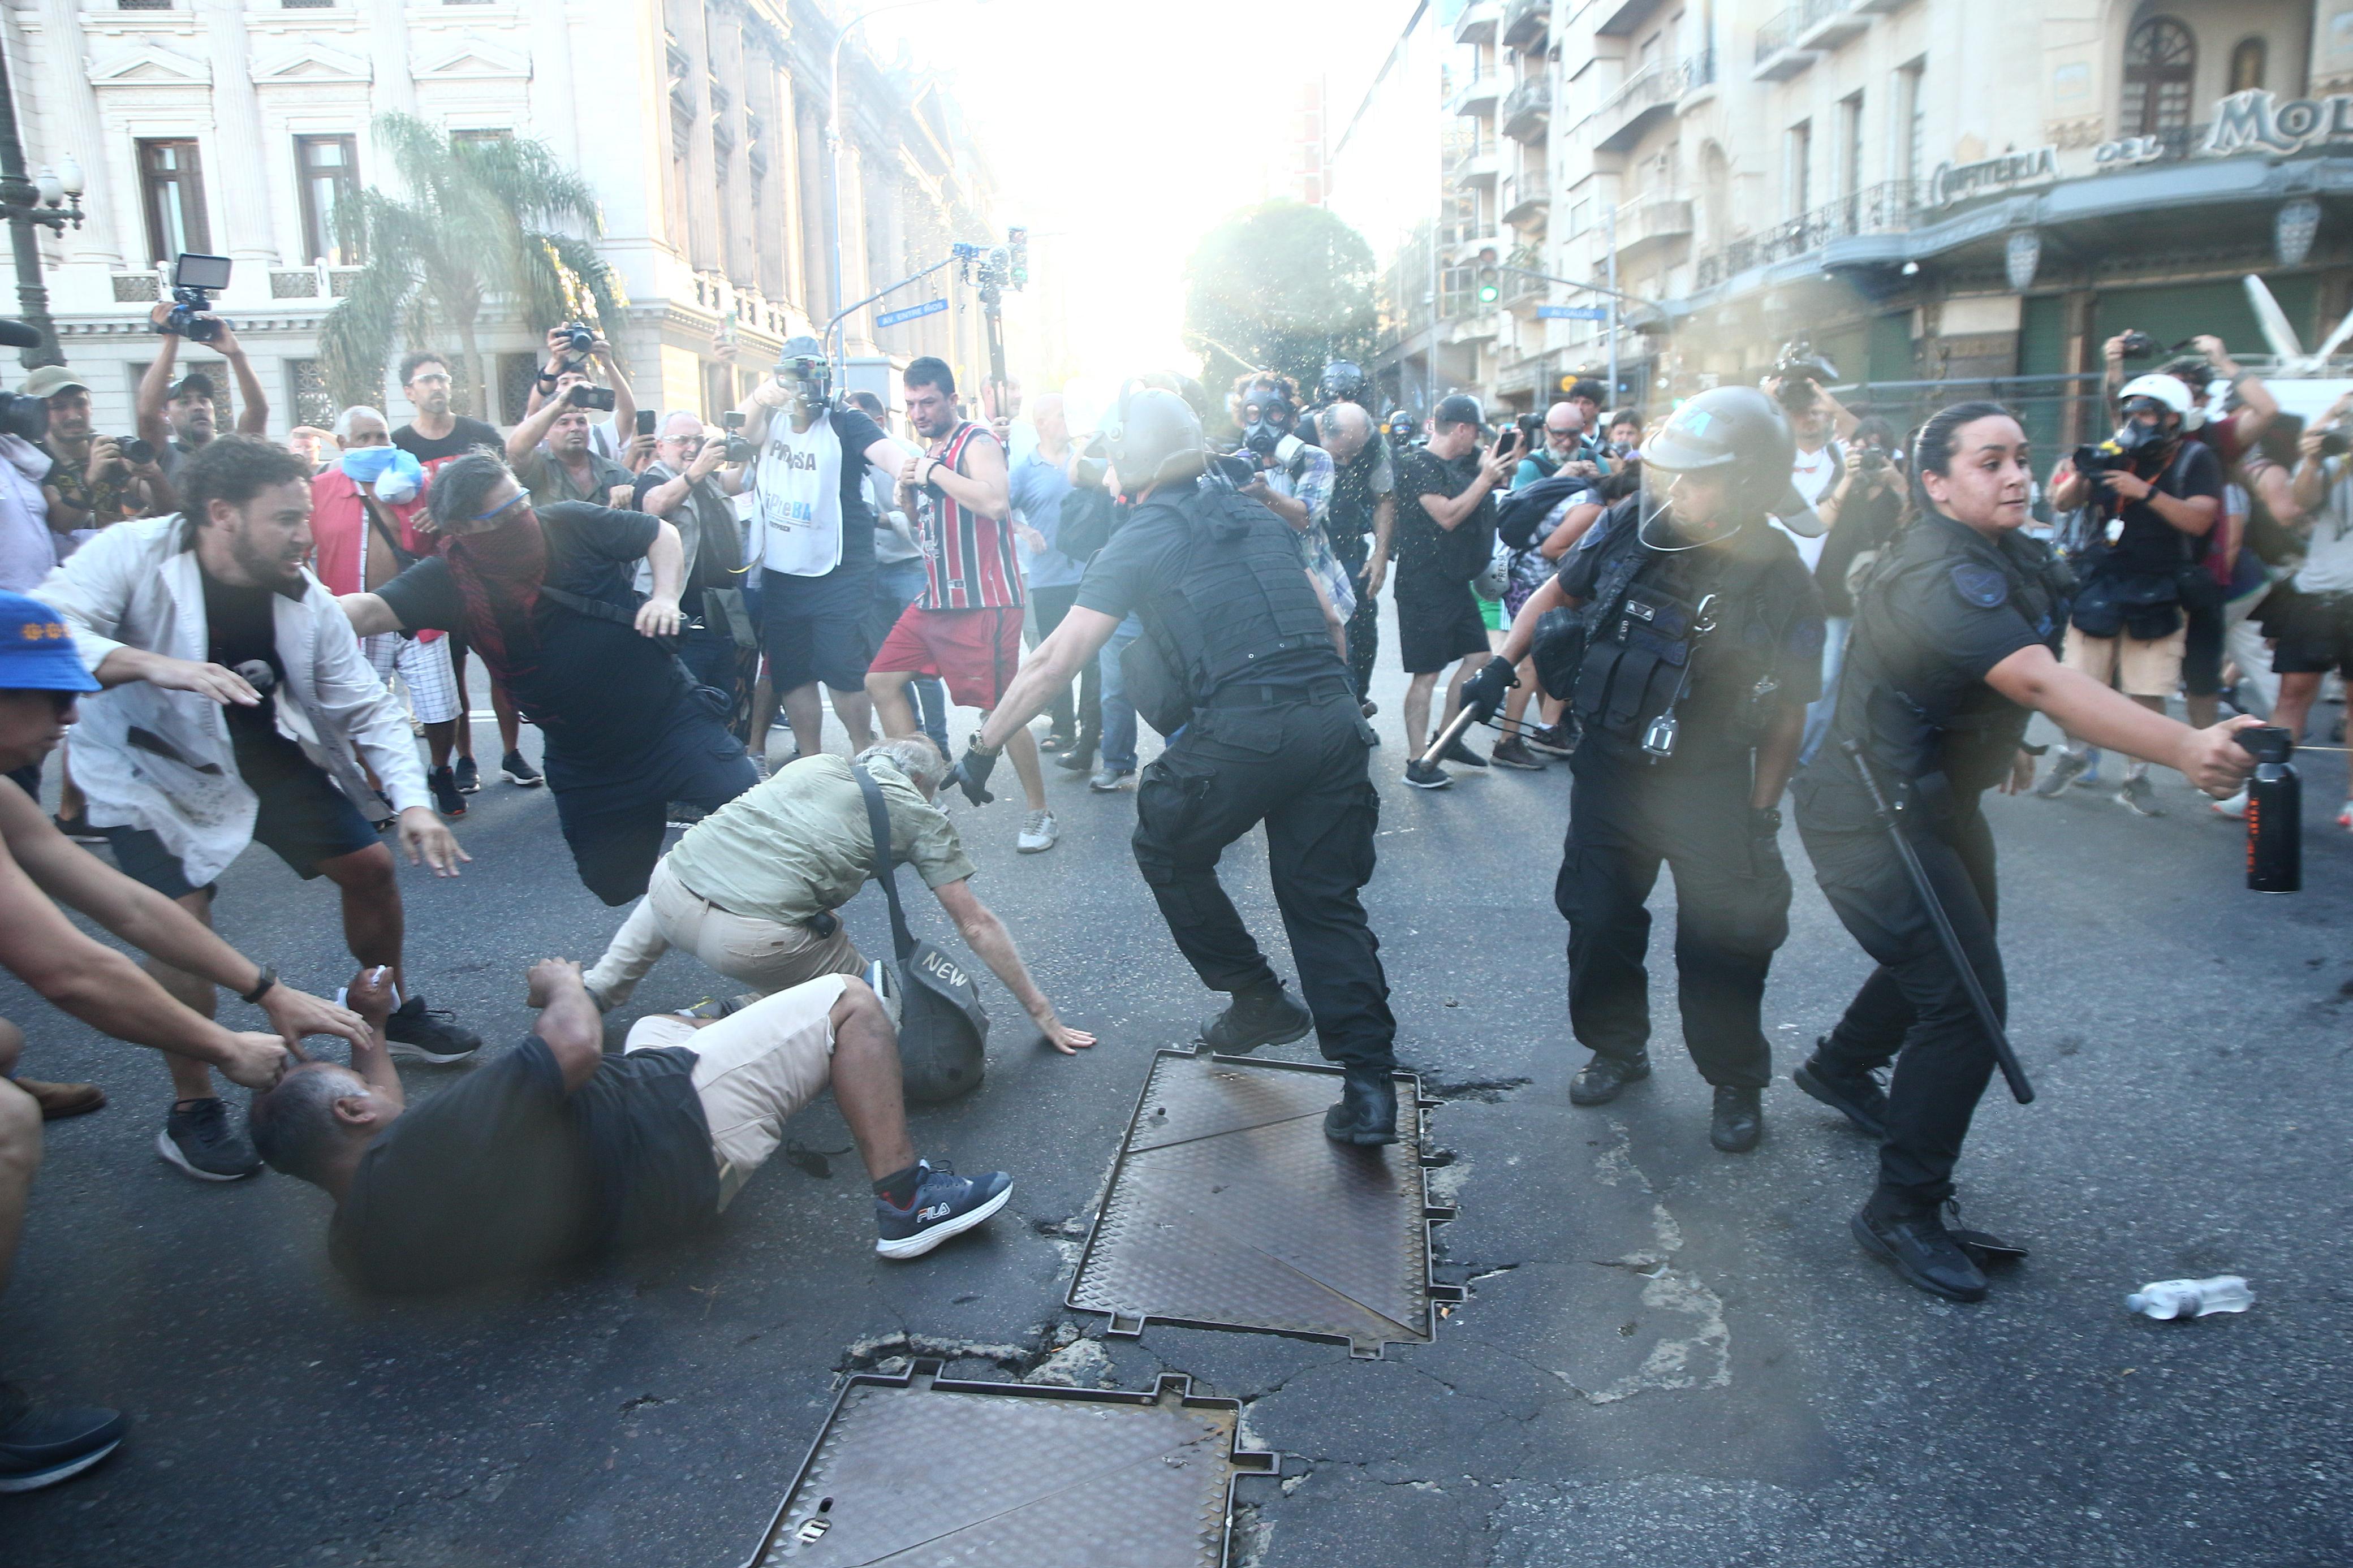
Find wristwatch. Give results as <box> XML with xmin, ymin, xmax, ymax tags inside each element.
<box><xmin>239</xmin><ymin>964</ymin><xmax>278</xmax><ymax>1006</ymax></box>
<box><xmin>1749</xmin><ymin>806</ymin><xmax>1783</xmax><ymax>833</ymax></box>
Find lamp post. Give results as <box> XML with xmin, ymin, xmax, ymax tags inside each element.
<box><xmin>0</xmin><ymin>46</ymin><xmax>83</xmax><ymax>369</ymax></box>
<box><xmin>1474</xmin><ymin>245</ymin><xmax>1655</xmax><ymax>404</ymax></box>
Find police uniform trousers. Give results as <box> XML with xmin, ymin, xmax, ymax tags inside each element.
<box><xmin>1556</xmin><ymin>745</ymin><xmax>1787</xmax><ymax>1088</ymax></box>
<box><xmin>1329</xmin><ymin>530</ymin><xmax>1381</xmax><ymax>702</ymax></box>
<box><xmin>1795</xmin><ymin>783</ymin><xmax>2003</xmax><ymax>1208</ymax></box>
<box><xmin>1130</xmin><ymin>682</ymin><xmax>1397</xmax><ymax>1073</ymax></box>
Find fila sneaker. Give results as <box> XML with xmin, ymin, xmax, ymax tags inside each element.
<box><xmin>873</xmin><ymin>1160</ymin><xmax>1012</xmax><ymax>1260</ymax></box>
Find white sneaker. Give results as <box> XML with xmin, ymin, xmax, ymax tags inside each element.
<box><xmin>2210</xmin><ymin>789</ymin><xmax>2249</xmax><ymax>819</ymax></box>
<box><xmin>1017</xmin><ymin>809</ymin><xmax>1059</xmax><ymax>854</ymax></box>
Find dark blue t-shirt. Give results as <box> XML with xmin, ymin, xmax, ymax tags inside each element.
<box><xmin>329</xmin><ymin>1036</ymin><xmax>719</xmax><ymax>1293</ymax></box>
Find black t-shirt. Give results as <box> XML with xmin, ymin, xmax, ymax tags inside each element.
<box><xmin>392</xmin><ymin>417</ymin><xmax>504</xmax><ymax>469</ymax></box>
<box><xmin>200</xmin><ymin>571</ymin><xmax>313</xmax><ymax>786</ymax></box>
<box><xmin>329</xmin><ymin>1036</ymin><xmax>718</xmax><ymax>1294</ymax></box>
<box><xmin>1815</xmin><ymin>479</ymin><xmax>1904</xmax><ymax>617</ymax></box>
<box><xmin>1394</xmin><ymin>448</ymin><xmax>1494</xmax><ymax>593</ymax></box>
<box><xmin>2080</xmin><ymin>439</ymin><xmax>2224</xmax><ymax>580</ymax></box>
<box><xmin>373</xmin><ymin>502</ymin><xmax>698</xmax><ymax>763</ymax></box>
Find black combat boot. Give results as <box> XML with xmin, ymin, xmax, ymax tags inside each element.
<box><xmin>1709</xmin><ymin>1085</ymin><xmax>1762</xmax><ymax>1152</ymax></box>
<box><xmin>1852</xmin><ymin>1190</ymin><xmax>1990</xmax><ymax>1302</ymax></box>
<box><xmin>1793</xmin><ymin>1041</ymin><xmax>1889</xmax><ymax>1140</ymax></box>
<box><xmin>1568</xmin><ymin>1051</ymin><xmax>1650</xmax><ymax>1106</ymax></box>
<box><xmin>1200</xmin><ymin>979</ymin><xmax>1314</xmax><ymax>1055</ymax></box>
<box><xmin>1322</xmin><ymin>1067</ymin><xmax>1399</xmax><ymax>1146</ymax></box>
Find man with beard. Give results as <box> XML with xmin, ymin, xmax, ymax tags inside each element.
<box><xmin>37</xmin><ymin>438</ymin><xmax>474</xmax><ymax>1181</ymax></box>
<box><xmin>338</xmin><ymin>450</ymin><xmax>758</xmax><ymax>906</ymax></box>
<box><xmin>133</xmin><ymin>310</ymin><xmax>269</xmax><ymax>483</ymax></box>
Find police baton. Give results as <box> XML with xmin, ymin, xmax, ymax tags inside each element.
<box><xmin>1413</xmin><ymin>703</ymin><xmax>1488</xmax><ymax>774</ymax></box>
<box><xmin>1839</xmin><ymin>741</ymin><xmax>2035</xmax><ymax>1106</ymax></box>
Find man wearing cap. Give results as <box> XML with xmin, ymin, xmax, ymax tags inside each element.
<box><xmin>135</xmin><ymin>309</ymin><xmax>269</xmax><ymax>482</ymax></box>
<box><xmin>26</xmin><ymin>365</ymin><xmax>169</xmax><ymax>539</ymax></box>
<box><xmin>1394</xmin><ymin>394</ymin><xmax>1522</xmax><ymax>788</ymax></box>
<box><xmin>37</xmin><ymin>436</ymin><xmax>476</xmax><ymax>1182</ymax></box>
<box><xmin>1461</xmin><ymin>386</ymin><xmax>1826</xmax><ymax>1155</ymax></box>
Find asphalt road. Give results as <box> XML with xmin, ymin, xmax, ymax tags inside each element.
<box><xmin>4</xmin><ymin>630</ymin><xmax>2349</xmax><ymax>1567</ymax></box>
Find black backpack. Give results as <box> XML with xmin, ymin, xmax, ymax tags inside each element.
<box><xmin>853</xmin><ymin>765</ymin><xmax>988</xmax><ymax>1103</ymax></box>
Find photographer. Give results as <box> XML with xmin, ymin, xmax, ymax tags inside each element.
<box><xmin>2273</xmin><ymin>396</ymin><xmax>2353</xmax><ymax>830</ymax></box>
<box><xmin>2040</xmin><ymin>375</ymin><xmax>2222</xmax><ymax>816</ymax></box>
<box><xmin>2102</xmin><ymin>331</ymin><xmax>2277</xmax><ymax>463</ymax></box>
<box><xmin>1397</xmin><ymin>395</ymin><xmax>1518</xmax><ymax>787</ymax></box>
<box><xmin>632</xmin><ymin>412</ymin><xmax>750</xmax><ymax>696</ymax></box>
<box><xmin>135</xmin><ymin>308</ymin><xmax>268</xmax><ymax>480</ymax></box>
<box><xmin>1802</xmin><ymin>414</ymin><xmax>1906</xmax><ymax>764</ymax></box>
<box><xmin>1227</xmin><ymin>375</ymin><xmax>1352</xmax><ymax>629</ymax></box>
<box><xmin>520</xmin><ymin>325</ymin><xmax>641</xmax><ymax>469</ymax></box>
<box><xmin>1314</xmin><ymin>401</ymin><xmax>1395</xmax><ymax>707</ymax></box>
<box><xmin>1514</xmin><ymin>401</ymin><xmax>1602</xmax><ymax>488</ymax></box>
<box><xmin>27</xmin><ymin>367</ymin><xmax>169</xmax><ymax>538</ymax></box>
<box><xmin>505</xmin><ymin>388</ymin><xmax>639</xmax><ymax>511</ymax></box>
<box><xmin>1761</xmin><ymin>354</ymin><xmax>1855</xmax><ymax>572</ymax></box>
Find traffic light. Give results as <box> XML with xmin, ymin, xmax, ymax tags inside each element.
<box><xmin>1007</xmin><ymin>226</ymin><xmax>1028</xmax><ymax>290</ymax></box>
<box><xmin>1475</xmin><ymin>244</ymin><xmax>1500</xmax><ymax>305</ymax></box>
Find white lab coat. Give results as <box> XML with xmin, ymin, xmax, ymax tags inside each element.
<box><xmin>38</xmin><ymin>514</ymin><xmax>428</xmax><ymax>887</ymax></box>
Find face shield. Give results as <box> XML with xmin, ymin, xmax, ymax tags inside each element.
<box><xmin>1636</xmin><ymin>461</ymin><xmax>1742</xmax><ymax>550</ymax></box>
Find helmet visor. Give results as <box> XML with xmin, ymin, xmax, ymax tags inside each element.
<box><xmin>1637</xmin><ymin>461</ymin><xmax>1739</xmax><ymax>546</ymax></box>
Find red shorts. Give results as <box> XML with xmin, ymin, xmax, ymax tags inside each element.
<box><xmin>869</xmin><ymin>604</ymin><xmax>1025</xmax><ymax>710</ymax></box>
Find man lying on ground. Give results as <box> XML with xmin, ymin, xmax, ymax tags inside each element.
<box><xmin>581</xmin><ymin>736</ymin><xmax>1094</xmax><ymax>1053</ymax></box>
<box><xmin>249</xmin><ymin>960</ymin><xmax>1015</xmax><ymax>1294</ymax></box>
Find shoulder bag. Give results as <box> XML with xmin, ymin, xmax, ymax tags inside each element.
<box><xmin>852</xmin><ymin>765</ymin><xmax>988</xmax><ymax>1103</ymax></box>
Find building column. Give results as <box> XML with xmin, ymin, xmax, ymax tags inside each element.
<box><xmin>795</xmin><ymin>90</ymin><xmax>830</xmax><ymax>324</ymax></box>
<box><xmin>37</xmin><ymin>0</ymin><xmax>117</xmax><ymax>266</ymax></box>
<box><xmin>365</xmin><ymin>0</ymin><xmax>417</xmax><ymax>184</ymax></box>
<box><xmin>195</xmin><ymin>0</ymin><xmax>275</xmax><ymax>264</ymax></box>
<box><xmin>527</xmin><ymin>0</ymin><xmax>581</xmax><ymax>169</ymax></box>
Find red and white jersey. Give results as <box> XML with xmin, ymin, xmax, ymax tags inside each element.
<box><xmin>916</xmin><ymin>422</ymin><xmax>1024</xmax><ymax>610</ymax></box>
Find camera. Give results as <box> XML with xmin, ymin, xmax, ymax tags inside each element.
<box><xmin>719</xmin><ymin>411</ymin><xmax>758</xmax><ymax>463</ymax></box>
<box><xmin>2071</xmin><ymin>437</ymin><xmax>2136</xmax><ymax>479</ymax></box>
<box><xmin>1858</xmin><ymin>446</ymin><xmax>1891</xmax><ymax>474</ymax></box>
<box><xmin>156</xmin><ymin>253</ymin><xmax>232</xmax><ymax>344</ymax></box>
<box><xmin>1209</xmin><ymin>449</ymin><xmax>1261</xmax><ymax>489</ymax></box>
<box><xmin>557</xmin><ymin>321</ymin><xmax>597</xmax><ymax>358</ymax></box>
<box><xmin>2116</xmin><ymin>331</ymin><xmax>2162</xmax><ymax>360</ymax></box>
<box><xmin>119</xmin><ymin>436</ymin><xmax>154</xmax><ymax>466</ymax></box>
<box><xmin>564</xmin><ymin>383</ymin><xmax>617</xmax><ymax>413</ymax></box>
<box><xmin>2318</xmin><ymin>426</ymin><xmax>2351</xmax><ymax>459</ymax></box>
<box><xmin>0</xmin><ymin>390</ymin><xmax>49</xmax><ymax>444</ymax></box>
<box><xmin>1769</xmin><ymin>340</ymin><xmax>1838</xmax><ymax>411</ymax></box>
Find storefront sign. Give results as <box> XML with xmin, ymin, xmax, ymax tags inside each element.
<box><xmin>2096</xmin><ymin>90</ymin><xmax>2353</xmax><ymax>167</ymax></box>
<box><xmin>1928</xmin><ymin>147</ymin><xmax>2059</xmax><ymax>208</ymax></box>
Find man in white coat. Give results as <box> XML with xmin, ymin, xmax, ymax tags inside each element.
<box><xmin>38</xmin><ymin>436</ymin><xmax>472</xmax><ymax>1181</ymax></box>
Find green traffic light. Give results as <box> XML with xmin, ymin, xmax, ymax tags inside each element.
<box><xmin>1476</xmin><ymin>283</ymin><xmax>1498</xmax><ymax>304</ymax></box>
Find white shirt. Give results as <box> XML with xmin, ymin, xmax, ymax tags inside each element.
<box><xmin>2298</xmin><ymin>457</ymin><xmax>2353</xmax><ymax>595</ymax></box>
<box><xmin>753</xmin><ymin>412</ymin><xmax>846</xmax><ymax>577</ymax></box>
<box><xmin>1772</xmin><ymin>440</ymin><xmax>1842</xmax><ymax>572</ymax></box>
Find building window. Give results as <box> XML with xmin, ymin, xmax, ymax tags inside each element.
<box><xmin>451</xmin><ymin>128</ymin><xmax>514</xmax><ymax>149</ymax></box>
<box><xmin>1897</xmin><ymin>59</ymin><xmax>1926</xmax><ymax>190</ymax></box>
<box><xmin>137</xmin><ymin>139</ymin><xmax>210</xmax><ymax>262</ymax></box>
<box><xmin>2230</xmin><ymin>36</ymin><xmax>2268</xmax><ymax>92</ymax></box>
<box><xmin>1786</xmin><ymin>120</ymin><xmax>1811</xmax><ymax>219</ymax></box>
<box><xmin>285</xmin><ymin>360</ymin><xmax>334</xmax><ymax>430</ymax></box>
<box><xmin>1838</xmin><ymin>93</ymin><xmax>1864</xmax><ymax>202</ymax></box>
<box><xmin>295</xmin><ymin>135</ymin><xmax>359</xmax><ymax>265</ymax></box>
<box><xmin>115</xmin><ymin>1</ymin><xmax>173</xmax><ymax>10</ymax></box>
<box><xmin>496</xmin><ymin>353</ymin><xmax>542</xmax><ymax>424</ymax></box>
<box><xmin>2121</xmin><ymin>17</ymin><xmax>2196</xmax><ymax>137</ymax></box>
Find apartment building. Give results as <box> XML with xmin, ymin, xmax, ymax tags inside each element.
<box><xmin>0</xmin><ymin>0</ymin><xmax>1004</xmax><ymax>437</ymax></box>
<box><xmin>1412</xmin><ymin>0</ymin><xmax>2352</xmax><ymax>440</ymax></box>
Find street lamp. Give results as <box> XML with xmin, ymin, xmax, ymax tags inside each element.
<box><xmin>0</xmin><ymin>47</ymin><xmax>81</xmax><ymax>368</ymax></box>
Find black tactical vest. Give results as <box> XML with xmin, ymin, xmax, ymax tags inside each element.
<box><xmin>1131</xmin><ymin>481</ymin><xmax>1342</xmax><ymax>718</ymax></box>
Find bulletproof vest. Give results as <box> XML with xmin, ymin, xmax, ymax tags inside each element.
<box><xmin>1328</xmin><ymin>436</ymin><xmax>1384</xmax><ymax>538</ymax></box>
<box><xmin>1848</xmin><ymin>520</ymin><xmax>2066</xmax><ymax>794</ymax></box>
<box><xmin>1136</xmin><ymin>480</ymin><xmax>1338</xmax><ymax>707</ymax></box>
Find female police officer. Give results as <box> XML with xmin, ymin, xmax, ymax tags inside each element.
<box><xmin>1789</xmin><ymin>401</ymin><xmax>2257</xmax><ymax>1302</ymax></box>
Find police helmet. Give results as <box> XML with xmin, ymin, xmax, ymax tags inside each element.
<box><xmin>774</xmin><ymin>335</ymin><xmax>831</xmax><ymax>407</ymax></box>
<box><xmin>1319</xmin><ymin>360</ymin><xmax>1369</xmax><ymax>404</ymax></box>
<box><xmin>1103</xmin><ymin>385</ymin><xmax>1206</xmax><ymax>491</ymax></box>
<box><xmin>1639</xmin><ymin>385</ymin><xmax>1821</xmax><ymax>537</ymax></box>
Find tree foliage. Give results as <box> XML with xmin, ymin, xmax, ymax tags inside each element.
<box><xmin>319</xmin><ymin>115</ymin><xmax>626</xmax><ymax>418</ymax></box>
<box><xmin>1182</xmin><ymin>201</ymin><xmax>1377</xmax><ymax>427</ymax></box>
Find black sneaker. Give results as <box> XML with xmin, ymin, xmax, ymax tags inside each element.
<box><xmin>1793</xmin><ymin>1047</ymin><xmax>1889</xmax><ymax>1140</ymax></box>
<box><xmin>2117</xmin><ymin>774</ymin><xmax>2164</xmax><ymax>817</ymax></box>
<box><xmin>1489</xmin><ymin>735</ymin><xmax>1545</xmax><ymax>770</ymax></box>
<box><xmin>1439</xmin><ymin>735</ymin><xmax>1488</xmax><ymax>768</ymax></box>
<box><xmin>1200</xmin><ymin>979</ymin><xmax>1314</xmax><ymax>1055</ymax></box>
<box><xmin>428</xmin><ymin>765</ymin><xmax>467</xmax><ymax>819</ymax></box>
<box><xmin>873</xmin><ymin>1160</ymin><xmax>1013</xmax><ymax>1259</ymax></box>
<box><xmin>2033</xmin><ymin>750</ymin><xmax>2088</xmax><ymax>798</ymax></box>
<box><xmin>156</xmin><ymin>1098</ymin><xmax>260</xmax><ymax>1181</ymax></box>
<box><xmin>383</xmin><ymin>994</ymin><xmax>481</xmax><ymax>1064</ymax></box>
<box><xmin>1852</xmin><ymin>1195</ymin><xmax>1989</xmax><ymax>1302</ymax></box>
<box><xmin>453</xmin><ymin>754</ymin><xmax>481</xmax><ymax>794</ymax></box>
<box><xmin>1404</xmin><ymin>758</ymin><xmax>1451</xmax><ymax>790</ymax></box>
<box><xmin>0</xmin><ymin>1384</ymin><xmax>127</xmax><ymax>1494</ymax></box>
<box><xmin>499</xmin><ymin>749</ymin><xmax>544</xmax><ymax>787</ymax></box>
<box><xmin>50</xmin><ymin>811</ymin><xmax>106</xmax><ymax>844</ymax></box>
<box><xmin>1054</xmin><ymin>746</ymin><xmax>1097</xmax><ymax>774</ymax></box>
<box><xmin>1322</xmin><ymin>1066</ymin><xmax>1400</xmax><ymax>1146</ymax></box>
<box><xmin>1709</xmin><ymin>1085</ymin><xmax>1762</xmax><ymax>1152</ymax></box>
<box><xmin>1568</xmin><ymin>1051</ymin><xmax>1650</xmax><ymax>1106</ymax></box>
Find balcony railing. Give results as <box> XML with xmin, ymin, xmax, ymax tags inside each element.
<box><xmin>1450</xmin><ymin>71</ymin><xmax>1502</xmax><ymax>116</ymax></box>
<box><xmin>1501</xmin><ymin>75</ymin><xmax>1553</xmax><ymax>141</ymax></box>
<box><xmin>1678</xmin><ymin>47</ymin><xmax>1717</xmax><ymax>98</ymax></box>
<box><xmin>1691</xmin><ymin>181</ymin><xmax>1918</xmax><ymax>289</ymax></box>
<box><xmin>1615</xmin><ymin>190</ymin><xmax>1694</xmax><ymax>252</ymax></box>
<box><xmin>1453</xmin><ymin>0</ymin><xmax>1501</xmax><ymax>45</ymax></box>
<box><xmin>1792</xmin><ymin>0</ymin><xmax>1868</xmax><ymax>50</ymax></box>
<box><xmin>1501</xmin><ymin>0</ymin><xmax>1551</xmax><ymax>50</ymax></box>
<box><xmin>1502</xmin><ymin>174</ymin><xmax>1551</xmax><ymax>226</ymax></box>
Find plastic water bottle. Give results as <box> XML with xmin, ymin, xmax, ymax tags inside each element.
<box><xmin>2125</xmin><ymin>1276</ymin><xmax>2254</xmax><ymax>1320</ymax></box>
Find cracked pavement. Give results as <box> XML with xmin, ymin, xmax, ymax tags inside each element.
<box><xmin>2</xmin><ymin>642</ymin><xmax>2350</xmax><ymax>1563</ymax></box>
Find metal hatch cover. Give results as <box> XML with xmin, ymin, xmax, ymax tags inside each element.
<box><xmin>741</xmin><ymin>1362</ymin><xmax>1278</xmax><ymax>1567</ymax></box>
<box><xmin>1067</xmin><ymin>1047</ymin><xmax>1462</xmax><ymax>1359</ymax></box>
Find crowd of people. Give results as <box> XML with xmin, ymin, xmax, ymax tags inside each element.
<box><xmin>0</xmin><ymin>294</ymin><xmax>2335</xmax><ymax>1491</ymax></box>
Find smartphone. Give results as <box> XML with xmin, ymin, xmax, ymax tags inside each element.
<box><xmin>635</xmin><ymin>408</ymin><xmax>656</xmax><ymax>437</ymax></box>
<box><xmin>1492</xmin><ymin>426</ymin><xmax>1517</xmax><ymax>457</ymax></box>
<box><xmin>566</xmin><ymin>385</ymin><xmax>617</xmax><ymax>412</ymax></box>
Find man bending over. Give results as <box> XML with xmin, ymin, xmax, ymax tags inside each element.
<box><xmin>250</xmin><ymin>961</ymin><xmax>1015</xmax><ymax>1293</ymax></box>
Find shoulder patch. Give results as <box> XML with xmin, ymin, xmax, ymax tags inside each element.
<box><xmin>1949</xmin><ymin>561</ymin><xmax>2008</xmax><ymax>608</ymax></box>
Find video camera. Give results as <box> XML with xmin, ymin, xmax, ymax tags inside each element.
<box><xmin>719</xmin><ymin>411</ymin><xmax>759</xmax><ymax>463</ymax></box>
<box><xmin>0</xmin><ymin>388</ymin><xmax>49</xmax><ymax>444</ymax></box>
<box><xmin>1768</xmin><ymin>340</ymin><xmax>1838</xmax><ymax>411</ymax></box>
<box><xmin>156</xmin><ymin>253</ymin><xmax>232</xmax><ymax>344</ymax></box>
<box><xmin>1208</xmin><ymin>448</ymin><xmax>1262</xmax><ymax>489</ymax></box>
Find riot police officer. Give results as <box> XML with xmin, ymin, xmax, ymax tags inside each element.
<box><xmin>1786</xmin><ymin>401</ymin><xmax>2256</xmax><ymax>1301</ymax></box>
<box><xmin>952</xmin><ymin>387</ymin><xmax>1402</xmax><ymax>1144</ymax></box>
<box><xmin>1464</xmin><ymin>386</ymin><xmax>1827</xmax><ymax>1153</ymax></box>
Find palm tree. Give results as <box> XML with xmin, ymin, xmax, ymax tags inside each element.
<box><xmin>319</xmin><ymin>114</ymin><xmax>627</xmax><ymax>420</ymax></box>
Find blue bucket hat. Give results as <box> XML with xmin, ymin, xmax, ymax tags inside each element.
<box><xmin>0</xmin><ymin>590</ymin><xmax>100</xmax><ymax>693</ymax></box>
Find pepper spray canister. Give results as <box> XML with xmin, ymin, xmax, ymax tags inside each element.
<box><xmin>2238</xmin><ymin>725</ymin><xmax>2300</xmax><ymax>894</ymax></box>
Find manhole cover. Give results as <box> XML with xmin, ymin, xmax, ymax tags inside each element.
<box><xmin>742</xmin><ymin>1362</ymin><xmax>1277</xmax><ymax>1567</ymax></box>
<box><xmin>1067</xmin><ymin>1048</ymin><xmax>1460</xmax><ymax>1358</ymax></box>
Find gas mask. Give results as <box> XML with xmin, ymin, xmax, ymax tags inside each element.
<box><xmin>1238</xmin><ymin>388</ymin><xmax>1305</xmax><ymax>470</ymax></box>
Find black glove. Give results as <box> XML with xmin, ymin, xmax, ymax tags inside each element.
<box><xmin>1747</xmin><ymin>805</ymin><xmax>1785</xmax><ymax>878</ymax></box>
<box><xmin>1460</xmin><ymin>656</ymin><xmax>1518</xmax><ymax>725</ymax></box>
<box><xmin>947</xmin><ymin>744</ymin><xmax>999</xmax><ymax>806</ymax></box>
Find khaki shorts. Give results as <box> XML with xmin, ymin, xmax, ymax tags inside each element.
<box><xmin>583</xmin><ymin>857</ymin><xmax>862</xmax><ymax>1012</ymax></box>
<box><xmin>2062</xmin><ymin>623</ymin><xmax>2186</xmax><ymax>699</ymax></box>
<box><xmin>625</xmin><ymin>973</ymin><xmax>847</xmax><ymax>1208</ymax></box>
